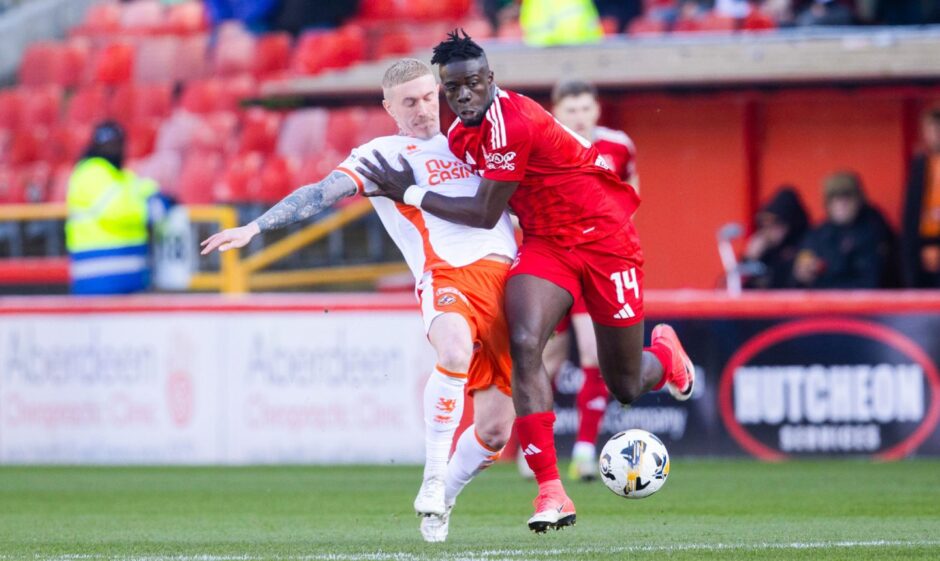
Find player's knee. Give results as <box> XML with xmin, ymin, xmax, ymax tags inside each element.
<box><xmin>610</xmin><ymin>380</ymin><xmax>643</xmax><ymax>406</ymax></box>
<box><xmin>475</xmin><ymin>422</ymin><xmax>511</xmax><ymax>451</ymax></box>
<box><xmin>436</xmin><ymin>345</ymin><xmax>473</xmax><ymax>373</ymax></box>
<box><xmin>509</xmin><ymin>324</ymin><xmax>541</xmax><ymax>361</ymax></box>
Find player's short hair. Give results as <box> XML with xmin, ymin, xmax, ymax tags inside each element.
<box><xmin>382</xmin><ymin>58</ymin><xmax>433</xmax><ymax>92</ymax></box>
<box><xmin>431</xmin><ymin>29</ymin><xmax>486</xmax><ymax>67</ymax></box>
<box><xmin>551</xmin><ymin>80</ymin><xmax>598</xmax><ymax>106</ymax></box>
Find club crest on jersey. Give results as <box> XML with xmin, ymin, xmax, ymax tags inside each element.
<box><xmin>435</xmin><ymin>286</ymin><xmax>468</xmax><ymax>306</ymax></box>
<box><xmin>485</xmin><ymin>151</ymin><xmax>516</xmax><ymax>171</ymax></box>
<box><xmin>405</xmin><ymin>144</ymin><xmax>420</xmax><ymax>154</ymax></box>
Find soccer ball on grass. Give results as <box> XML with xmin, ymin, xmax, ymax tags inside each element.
<box><xmin>598</xmin><ymin>429</ymin><xmax>670</xmax><ymax>499</ymax></box>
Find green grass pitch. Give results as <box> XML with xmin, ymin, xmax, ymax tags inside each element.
<box><xmin>1</xmin><ymin>459</ymin><xmax>938</xmax><ymax>560</ymax></box>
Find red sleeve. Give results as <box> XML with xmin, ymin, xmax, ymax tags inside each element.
<box><xmin>480</xmin><ymin>99</ymin><xmax>531</xmax><ymax>183</ymax></box>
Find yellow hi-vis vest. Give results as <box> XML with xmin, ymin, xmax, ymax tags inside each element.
<box><xmin>519</xmin><ymin>0</ymin><xmax>603</xmax><ymax>47</ymax></box>
<box><xmin>65</xmin><ymin>157</ymin><xmax>158</xmax><ymax>254</ymax></box>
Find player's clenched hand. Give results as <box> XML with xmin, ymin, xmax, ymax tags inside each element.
<box><xmin>200</xmin><ymin>223</ymin><xmax>260</xmax><ymax>255</ymax></box>
<box><xmin>356</xmin><ymin>151</ymin><xmax>415</xmax><ymax>203</ymax></box>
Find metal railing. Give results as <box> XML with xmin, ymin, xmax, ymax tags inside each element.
<box><xmin>0</xmin><ymin>200</ymin><xmax>409</xmax><ymax>293</ymax></box>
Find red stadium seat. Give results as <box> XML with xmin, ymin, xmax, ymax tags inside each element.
<box><xmin>191</xmin><ymin>111</ymin><xmax>238</xmax><ymax>153</ymax></box>
<box><xmin>212</xmin><ymin>22</ymin><xmax>257</xmax><ymax>76</ymax></box>
<box><xmin>0</xmin><ymin>89</ymin><xmax>24</xmax><ymax>131</ymax></box>
<box><xmin>254</xmin><ymin>33</ymin><xmax>292</xmax><ymax>79</ymax></box>
<box><xmin>6</xmin><ymin>129</ymin><xmax>46</xmax><ymax>165</ymax></box>
<box><xmin>134</xmin><ymin>36</ymin><xmax>180</xmax><ymax>83</ymax></box>
<box><xmin>356</xmin><ymin>107</ymin><xmax>397</xmax><ymax>146</ymax></box>
<box><xmin>42</xmin><ymin>124</ymin><xmax>91</xmax><ymax>167</ymax></box>
<box><xmin>238</xmin><ymin>108</ymin><xmax>282</xmax><ymax>154</ymax></box>
<box><xmin>0</xmin><ymin>166</ymin><xmax>21</xmax><ymax>203</ymax></box>
<box><xmin>698</xmin><ymin>14</ymin><xmax>737</xmax><ymax>32</ymax></box>
<box><xmin>742</xmin><ymin>11</ymin><xmax>777</xmax><ymax>31</ymax></box>
<box><xmin>358</xmin><ymin>0</ymin><xmax>397</xmax><ymax>19</ymax></box>
<box><xmin>174</xmin><ymin>34</ymin><xmax>210</xmax><ymax>82</ymax></box>
<box><xmin>325</xmin><ymin>107</ymin><xmax>366</xmax><ymax>154</ymax></box>
<box><xmin>19</xmin><ymin>42</ymin><xmax>54</xmax><ymax>86</ymax></box>
<box><xmin>154</xmin><ymin>108</ymin><xmax>203</xmax><ymax>153</ymax></box>
<box><xmin>217</xmin><ymin>74</ymin><xmax>258</xmax><ymax>113</ymax></box>
<box><xmin>276</xmin><ymin>108</ymin><xmax>329</xmax><ymax>161</ymax></box>
<box><xmin>166</xmin><ymin>1</ymin><xmax>209</xmax><ymax>35</ymax></box>
<box><xmin>180</xmin><ymin>78</ymin><xmax>221</xmax><ymax>114</ymax></box>
<box><xmin>110</xmin><ymin>84</ymin><xmax>173</xmax><ymax>127</ymax></box>
<box><xmin>65</xmin><ymin>85</ymin><xmax>109</xmax><ymax>125</ymax></box>
<box><xmin>293</xmin><ymin>150</ymin><xmax>343</xmax><ymax>186</ymax></box>
<box><xmin>177</xmin><ymin>150</ymin><xmax>223</xmax><ymax>204</ymax></box>
<box><xmin>93</xmin><ymin>42</ymin><xmax>135</xmax><ymax>85</ymax></box>
<box><xmin>374</xmin><ymin>30</ymin><xmax>413</xmax><ymax>59</ymax></box>
<box><xmin>59</xmin><ymin>39</ymin><xmax>91</xmax><ymax>87</ymax></box>
<box><xmin>76</xmin><ymin>3</ymin><xmax>122</xmax><ymax>36</ymax></box>
<box><xmin>127</xmin><ymin>119</ymin><xmax>159</xmax><ymax>159</ymax></box>
<box><xmin>293</xmin><ymin>26</ymin><xmax>366</xmax><ymax>75</ymax></box>
<box><xmin>215</xmin><ymin>151</ymin><xmax>263</xmax><ymax>203</ymax></box>
<box><xmin>628</xmin><ymin>17</ymin><xmax>668</xmax><ymax>35</ymax></box>
<box><xmin>258</xmin><ymin>155</ymin><xmax>296</xmax><ymax>203</ymax></box>
<box><xmin>121</xmin><ymin>1</ymin><xmax>166</xmax><ymax>33</ymax></box>
<box><xmin>21</xmin><ymin>85</ymin><xmax>63</xmax><ymax>129</ymax></box>
<box><xmin>48</xmin><ymin>165</ymin><xmax>72</xmax><ymax>203</ymax></box>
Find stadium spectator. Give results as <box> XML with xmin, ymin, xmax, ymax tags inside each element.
<box><xmin>792</xmin><ymin>171</ymin><xmax>894</xmax><ymax>289</ymax></box>
<box><xmin>741</xmin><ymin>186</ymin><xmax>809</xmax><ymax>289</ymax></box>
<box><xmin>715</xmin><ymin>0</ymin><xmax>752</xmax><ymax>18</ymax></box>
<box><xmin>594</xmin><ymin>0</ymin><xmax>644</xmax><ymax>33</ymax></box>
<box><xmin>482</xmin><ymin>0</ymin><xmax>520</xmax><ymax>36</ymax></box>
<box><xmin>519</xmin><ymin>0</ymin><xmax>603</xmax><ymax>45</ymax></box>
<box><xmin>673</xmin><ymin>0</ymin><xmax>706</xmax><ymax>31</ymax></box>
<box><xmin>794</xmin><ymin>0</ymin><xmax>854</xmax><ymax>26</ymax></box>
<box><xmin>900</xmin><ymin>105</ymin><xmax>940</xmax><ymax>288</ymax></box>
<box><xmin>65</xmin><ymin>122</ymin><xmax>167</xmax><ymax>295</ymax></box>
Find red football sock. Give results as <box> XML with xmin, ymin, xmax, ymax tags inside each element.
<box><xmin>515</xmin><ymin>411</ymin><xmax>560</xmax><ymax>485</ymax></box>
<box><xmin>646</xmin><ymin>341</ymin><xmax>673</xmax><ymax>391</ymax></box>
<box><xmin>575</xmin><ymin>366</ymin><xmax>608</xmax><ymax>445</ymax></box>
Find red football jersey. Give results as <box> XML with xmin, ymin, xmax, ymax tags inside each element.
<box><xmin>448</xmin><ymin>88</ymin><xmax>640</xmax><ymax>246</ymax></box>
<box><xmin>593</xmin><ymin>125</ymin><xmax>637</xmax><ymax>183</ymax></box>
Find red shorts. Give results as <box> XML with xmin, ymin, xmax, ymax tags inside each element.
<box><xmin>510</xmin><ymin>221</ymin><xmax>644</xmax><ymax>328</ymax></box>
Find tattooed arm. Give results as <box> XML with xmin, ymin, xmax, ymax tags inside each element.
<box><xmin>200</xmin><ymin>171</ymin><xmax>358</xmax><ymax>255</ymax></box>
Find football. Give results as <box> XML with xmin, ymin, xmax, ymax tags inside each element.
<box><xmin>598</xmin><ymin>429</ymin><xmax>670</xmax><ymax>499</ymax></box>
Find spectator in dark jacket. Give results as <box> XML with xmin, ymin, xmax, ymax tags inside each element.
<box><xmin>900</xmin><ymin>106</ymin><xmax>940</xmax><ymax>288</ymax></box>
<box><xmin>795</xmin><ymin>0</ymin><xmax>854</xmax><ymax>26</ymax></box>
<box><xmin>742</xmin><ymin>186</ymin><xmax>809</xmax><ymax>289</ymax></box>
<box><xmin>793</xmin><ymin>172</ymin><xmax>895</xmax><ymax>289</ymax></box>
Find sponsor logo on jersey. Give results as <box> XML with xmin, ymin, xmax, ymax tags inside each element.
<box><xmin>595</xmin><ymin>154</ymin><xmax>612</xmax><ymax>171</ymax></box>
<box><xmin>484</xmin><ymin>150</ymin><xmax>517</xmax><ymax>171</ymax></box>
<box><xmin>437</xmin><ymin>294</ymin><xmax>457</xmax><ymax>306</ymax></box>
<box><xmin>425</xmin><ymin>158</ymin><xmax>475</xmax><ymax>186</ymax></box>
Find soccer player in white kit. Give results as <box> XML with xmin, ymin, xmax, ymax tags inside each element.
<box><xmin>200</xmin><ymin>59</ymin><xmax>517</xmax><ymax>543</ymax></box>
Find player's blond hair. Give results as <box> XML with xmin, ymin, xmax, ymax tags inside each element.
<box><xmin>382</xmin><ymin>58</ymin><xmax>434</xmax><ymax>95</ymax></box>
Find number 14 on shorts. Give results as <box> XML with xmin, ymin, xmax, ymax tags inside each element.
<box><xmin>610</xmin><ymin>268</ymin><xmax>639</xmax><ymax>320</ymax></box>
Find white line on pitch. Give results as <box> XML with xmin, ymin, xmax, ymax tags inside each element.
<box><xmin>7</xmin><ymin>540</ymin><xmax>940</xmax><ymax>561</ymax></box>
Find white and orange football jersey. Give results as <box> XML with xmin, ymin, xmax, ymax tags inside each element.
<box><xmin>335</xmin><ymin>133</ymin><xmax>517</xmax><ymax>282</ymax></box>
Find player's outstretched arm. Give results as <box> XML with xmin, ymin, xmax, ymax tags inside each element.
<box><xmin>356</xmin><ymin>150</ymin><xmax>516</xmax><ymax>229</ymax></box>
<box><xmin>200</xmin><ymin>171</ymin><xmax>358</xmax><ymax>255</ymax></box>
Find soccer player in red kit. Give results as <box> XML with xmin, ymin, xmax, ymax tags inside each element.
<box><xmin>356</xmin><ymin>31</ymin><xmax>694</xmax><ymax>533</ymax></box>
<box><xmin>548</xmin><ymin>79</ymin><xmax>640</xmax><ymax>481</ymax></box>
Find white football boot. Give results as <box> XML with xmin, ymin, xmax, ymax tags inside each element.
<box><xmin>420</xmin><ymin>504</ymin><xmax>453</xmax><ymax>542</ymax></box>
<box><xmin>413</xmin><ymin>476</ymin><xmax>446</xmax><ymax>516</ymax></box>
